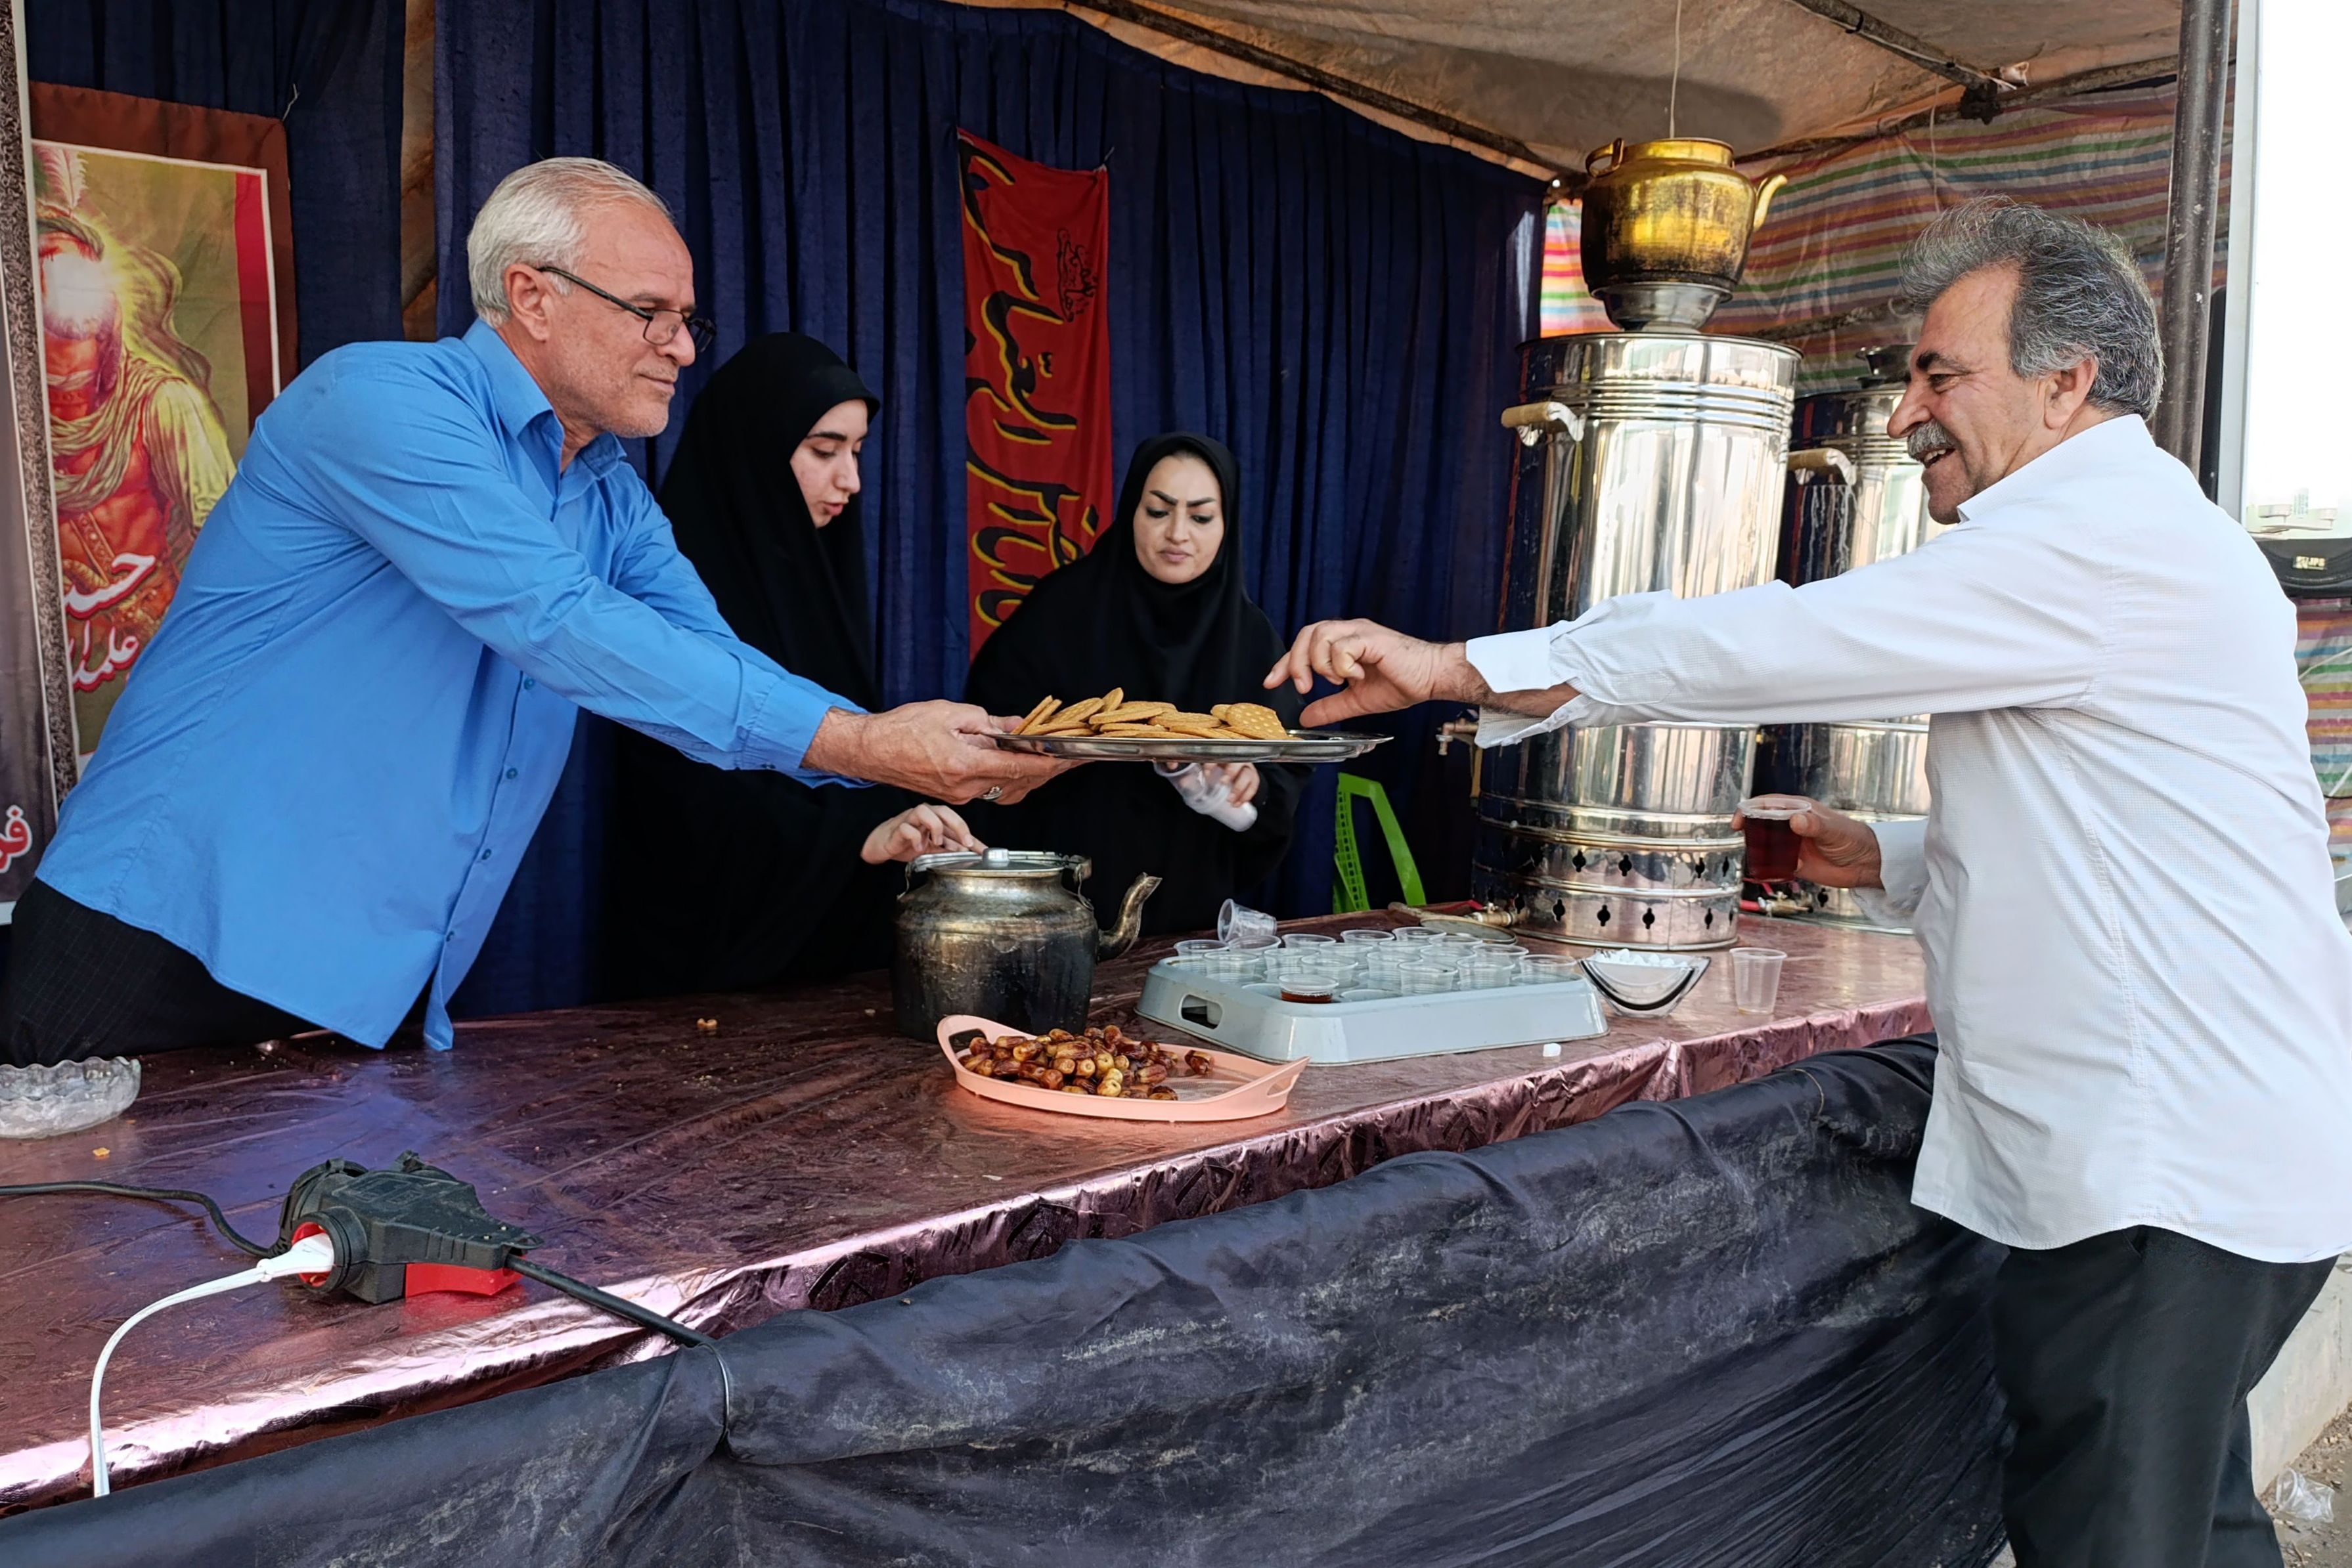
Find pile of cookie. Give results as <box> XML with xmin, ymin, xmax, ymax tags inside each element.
<box><xmin>1011</xmin><ymin>687</ymin><xmax>1290</xmax><ymax>741</ymax></box>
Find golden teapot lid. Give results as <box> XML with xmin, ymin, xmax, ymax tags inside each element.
<box><xmin>1587</xmin><ymin>135</ymin><xmax>1737</xmax><ymax>173</ymax></box>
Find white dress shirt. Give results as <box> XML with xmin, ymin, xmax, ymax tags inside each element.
<box><xmin>1466</xmin><ymin>415</ymin><xmax>2352</xmax><ymax>1263</ymax></box>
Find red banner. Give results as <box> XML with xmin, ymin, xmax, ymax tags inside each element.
<box><xmin>958</xmin><ymin>131</ymin><xmax>1113</xmax><ymax>656</ymax></box>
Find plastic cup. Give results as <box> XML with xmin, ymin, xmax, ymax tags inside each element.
<box><xmin>1732</xmin><ymin>947</ymin><xmax>1787</xmax><ymax>1014</ymax></box>
<box><xmin>1281</xmin><ymin>932</ymin><xmax>1337</xmax><ymax>949</ymax></box>
<box><xmin>1203</xmin><ymin>950</ymin><xmax>1255</xmax><ymax>982</ymax></box>
<box><xmin>1394</xmin><ymin>962</ymin><xmax>1455</xmax><ymax>995</ymax></box>
<box><xmin>1519</xmin><ymin>955</ymin><xmax>1583</xmax><ymax>986</ymax></box>
<box><xmin>1339</xmin><ymin>928</ymin><xmax>1396</xmax><ymax>946</ymax></box>
<box><xmin>1174</xmin><ymin>939</ymin><xmax>1224</xmax><ymax>957</ymax></box>
<box><xmin>1277</xmin><ymin>974</ymin><xmax>1339</xmax><ymax>1005</ymax></box>
<box><xmin>1390</xmin><ymin>926</ymin><xmax>1442</xmax><ymax>946</ymax></box>
<box><xmin>1437</xmin><ymin>930</ymin><xmax>1486</xmax><ymax>947</ymax></box>
<box><xmin>1461</xmin><ymin>953</ymin><xmax>1524</xmax><ymax>990</ymax></box>
<box><xmin>1219</xmin><ymin>900</ymin><xmax>1280</xmax><ymax>949</ymax></box>
<box><xmin>1264</xmin><ymin>955</ymin><xmax>1320</xmax><ymax>986</ymax></box>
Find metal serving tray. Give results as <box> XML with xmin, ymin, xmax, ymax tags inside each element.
<box><xmin>994</xmin><ymin>730</ymin><xmax>1390</xmax><ymax>764</ymax></box>
<box><xmin>1136</xmin><ymin>962</ymin><xmax>1608</xmax><ymax>1066</ymax></box>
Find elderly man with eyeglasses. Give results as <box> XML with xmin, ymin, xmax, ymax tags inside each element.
<box><xmin>0</xmin><ymin>157</ymin><xmax>1064</xmax><ymax>1085</ymax></box>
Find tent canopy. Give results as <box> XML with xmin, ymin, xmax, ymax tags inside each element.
<box><xmin>1073</xmin><ymin>0</ymin><xmax>2185</xmax><ymax>172</ymax></box>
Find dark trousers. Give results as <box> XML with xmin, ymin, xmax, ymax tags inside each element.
<box><xmin>0</xmin><ymin>879</ymin><xmax>313</xmax><ymax>1066</ymax></box>
<box><xmin>1994</xmin><ymin>1226</ymin><xmax>2335</xmax><ymax>1567</ymax></box>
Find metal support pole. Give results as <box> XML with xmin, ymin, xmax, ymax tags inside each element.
<box><xmin>2151</xmin><ymin>0</ymin><xmax>2235</xmax><ymax>465</ymax></box>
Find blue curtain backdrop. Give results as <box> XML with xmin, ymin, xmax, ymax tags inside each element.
<box><xmin>25</xmin><ymin>0</ymin><xmax>409</xmax><ymax>363</ymax></box>
<box><xmin>439</xmin><ymin>0</ymin><xmax>1542</xmax><ymax>1017</ymax></box>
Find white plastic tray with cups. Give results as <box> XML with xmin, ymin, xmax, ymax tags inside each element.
<box><xmin>1139</xmin><ymin>905</ymin><xmax>1608</xmax><ymax>1066</ymax></box>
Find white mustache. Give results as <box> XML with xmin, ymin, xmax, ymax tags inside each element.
<box><xmin>1907</xmin><ymin>420</ymin><xmax>1959</xmax><ymax>463</ymax></box>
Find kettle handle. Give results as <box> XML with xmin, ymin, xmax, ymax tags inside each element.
<box><xmin>1585</xmin><ymin>138</ymin><xmax>1624</xmax><ymax>177</ymax></box>
<box><xmin>1750</xmin><ymin>171</ymin><xmax>1789</xmax><ymax>232</ymax></box>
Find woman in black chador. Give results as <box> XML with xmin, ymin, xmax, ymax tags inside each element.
<box><xmin>965</xmin><ymin>433</ymin><xmax>1305</xmax><ymax>935</ymax></box>
<box><xmin>602</xmin><ymin>334</ymin><xmax>973</xmax><ymax>996</ymax></box>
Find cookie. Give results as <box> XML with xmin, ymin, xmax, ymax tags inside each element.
<box><xmin>1096</xmin><ymin>701</ymin><xmax>1176</xmax><ymax>726</ymax></box>
<box><xmin>1222</xmin><ymin>703</ymin><xmax>1289</xmax><ymax>740</ymax></box>
<box><xmin>1162</xmin><ymin>710</ymin><xmax>1232</xmax><ymax>738</ymax></box>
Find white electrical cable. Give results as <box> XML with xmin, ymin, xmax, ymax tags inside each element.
<box><xmin>87</xmin><ymin>1232</ymin><xmax>335</xmax><ymax>1496</ymax></box>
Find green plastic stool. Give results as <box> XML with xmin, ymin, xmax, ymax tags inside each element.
<box><xmin>1333</xmin><ymin>773</ymin><xmax>1425</xmax><ymax>913</ymax></box>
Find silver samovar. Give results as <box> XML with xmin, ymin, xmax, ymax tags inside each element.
<box><xmin>1471</xmin><ymin>330</ymin><xmax>1800</xmax><ymax>949</ymax></box>
<box><xmin>1754</xmin><ymin>345</ymin><xmax>1946</xmax><ymax>930</ymax></box>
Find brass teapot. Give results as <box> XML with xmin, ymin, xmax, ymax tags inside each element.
<box><xmin>1578</xmin><ymin>138</ymin><xmax>1787</xmax><ymax>331</ymax></box>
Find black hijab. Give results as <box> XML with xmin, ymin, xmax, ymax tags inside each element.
<box><xmin>656</xmin><ymin>333</ymin><xmax>882</xmax><ymax>709</ymax></box>
<box><xmin>602</xmin><ymin>334</ymin><xmax>912</xmax><ymax>997</ymax></box>
<box><xmin>967</xmin><ymin>433</ymin><xmax>1297</xmax><ymax>714</ymax></box>
<box><xmin>965</xmin><ymin>434</ymin><xmax>1306</xmax><ymax>936</ymax></box>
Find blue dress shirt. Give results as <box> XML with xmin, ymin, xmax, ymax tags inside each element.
<box><xmin>37</xmin><ymin>322</ymin><xmax>858</xmax><ymax>1050</ymax></box>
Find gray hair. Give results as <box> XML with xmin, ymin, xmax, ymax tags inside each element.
<box><xmin>1896</xmin><ymin>197</ymin><xmax>2163</xmax><ymax>417</ymax></box>
<box><xmin>466</xmin><ymin>157</ymin><xmax>673</xmax><ymax>322</ymax></box>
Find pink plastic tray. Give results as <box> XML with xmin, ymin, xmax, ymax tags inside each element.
<box><xmin>937</xmin><ymin>1014</ymin><xmax>1308</xmax><ymax>1122</ymax></box>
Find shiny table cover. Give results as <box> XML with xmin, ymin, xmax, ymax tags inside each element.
<box><xmin>0</xmin><ymin>915</ymin><xmax>1925</xmax><ymax>1512</ymax></box>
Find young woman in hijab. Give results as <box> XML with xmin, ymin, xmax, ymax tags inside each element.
<box><xmin>964</xmin><ymin>433</ymin><xmax>1306</xmax><ymax>936</ymax></box>
<box><xmin>602</xmin><ymin>334</ymin><xmax>977</xmax><ymax>997</ymax></box>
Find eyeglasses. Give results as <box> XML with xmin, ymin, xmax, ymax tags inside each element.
<box><xmin>533</xmin><ymin>264</ymin><xmax>715</xmax><ymax>355</ymax></box>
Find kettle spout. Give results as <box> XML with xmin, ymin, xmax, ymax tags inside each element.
<box><xmin>1098</xmin><ymin>873</ymin><xmax>1161</xmax><ymax>958</ymax></box>
<box><xmin>1750</xmin><ymin>171</ymin><xmax>1788</xmax><ymax>232</ymax></box>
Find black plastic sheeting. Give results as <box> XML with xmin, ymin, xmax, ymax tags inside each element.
<box><xmin>4</xmin><ymin>1038</ymin><xmax>2008</xmax><ymax>1567</ymax></box>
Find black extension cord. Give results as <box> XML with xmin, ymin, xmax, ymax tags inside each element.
<box><xmin>0</xmin><ymin>1169</ymin><xmax>715</xmax><ymax>1350</ymax></box>
<box><xmin>0</xmin><ymin>1180</ymin><xmax>275</xmax><ymax>1256</ymax></box>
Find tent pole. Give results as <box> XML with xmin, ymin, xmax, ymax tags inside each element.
<box><xmin>1775</xmin><ymin>0</ymin><xmax>2006</xmax><ymax>98</ymax></box>
<box><xmin>2151</xmin><ymin>0</ymin><xmax>2234</xmax><ymax>466</ymax></box>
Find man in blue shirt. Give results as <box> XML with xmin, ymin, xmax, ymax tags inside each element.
<box><xmin>0</xmin><ymin>158</ymin><xmax>1064</xmax><ymax>1071</ymax></box>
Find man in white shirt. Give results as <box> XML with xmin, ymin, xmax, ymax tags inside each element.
<box><xmin>1267</xmin><ymin>198</ymin><xmax>2352</xmax><ymax>1566</ymax></box>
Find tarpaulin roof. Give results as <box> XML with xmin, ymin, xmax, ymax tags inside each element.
<box><xmin>1034</xmin><ymin>0</ymin><xmax>2186</xmax><ymax>174</ymax></box>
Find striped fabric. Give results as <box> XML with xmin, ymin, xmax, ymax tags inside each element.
<box><xmin>2298</xmin><ymin>601</ymin><xmax>2352</xmax><ymax>865</ymax></box>
<box><xmin>1535</xmin><ymin>93</ymin><xmax>2352</xmax><ymax>854</ymax></box>
<box><xmin>1540</xmin><ymin>85</ymin><xmax>2230</xmax><ymax>396</ymax></box>
<box><xmin>1538</xmin><ymin>202</ymin><xmax>1610</xmax><ymax>337</ymax></box>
